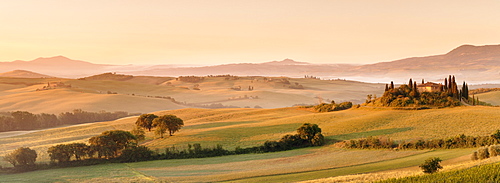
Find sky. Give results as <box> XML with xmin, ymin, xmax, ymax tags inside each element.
<box><xmin>1</xmin><ymin>0</ymin><xmax>500</xmax><ymax>65</ymax></box>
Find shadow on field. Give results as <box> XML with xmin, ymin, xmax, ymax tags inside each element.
<box><xmin>326</xmin><ymin>127</ymin><xmax>414</xmax><ymax>143</ymax></box>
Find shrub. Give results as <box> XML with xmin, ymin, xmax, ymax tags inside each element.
<box><xmin>488</xmin><ymin>145</ymin><xmax>500</xmax><ymax>157</ymax></box>
<box><xmin>477</xmin><ymin>147</ymin><xmax>490</xmax><ymax>160</ymax></box>
<box><xmin>419</xmin><ymin>157</ymin><xmax>443</xmax><ymax>174</ymax></box>
<box><xmin>471</xmin><ymin>151</ymin><xmax>479</xmax><ymax>161</ymax></box>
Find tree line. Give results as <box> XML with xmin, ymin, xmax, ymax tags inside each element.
<box><xmin>312</xmin><ymin>101</ymin><xmax>354</xmax><ymax>112</ymax></box>
<box><xmin>2</xmin><ymin>122</ymin><xmax>325</xmax><ymax>172</ymax></box>
<box><xmin>0</xmin><ymin>109</ymin><xmax>138</xmax><ymax>132</ymax></box>
<box><xmin>344</xmin><ymin>130</ymin><xmax>500</xmax><ymax>150</ymax></box>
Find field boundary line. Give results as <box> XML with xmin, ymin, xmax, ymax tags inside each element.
<box><xmin>124</xmin><ymin>163</ymin><xmax>157</xmax><ymax>182</ymax></box>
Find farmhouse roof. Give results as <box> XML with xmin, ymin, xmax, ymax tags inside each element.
<box><xmin>417</xmin><ymin>82</ymin><xmax>440</xmax><ymax>87</ymax></box>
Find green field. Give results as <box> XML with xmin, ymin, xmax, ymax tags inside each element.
<box><xmin>477</xmin><ymin>91</ymin><xmax>500</xmax><ymax>106</ymax></box>
<box><xmin>1</xmin><ymin>106</ymin><xmax>500</xmax><ymax>182</ymax></box>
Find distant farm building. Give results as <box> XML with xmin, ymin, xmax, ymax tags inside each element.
<box><xmin>417</xmin><ymin>82</ymin><xmax>441</xmax><ymax>92</ymax></box>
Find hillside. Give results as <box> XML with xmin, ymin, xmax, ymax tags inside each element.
<box><xmin>1</xmin><ymin>106</ymin><xmax>499</xmax><ymax>182</ymax></box>
<box><xmin>1</xmin><ymin>44</ymin><xmax>499</xmax><ymax>84</ymax></box>
<box><xmin>0</xmin><ymin>56</ymin><xmax>115</xmax><ymax>78</ymax></box>
<box><xmin>0</xmin><ymin>76</ymin><xmax>384</xmax><ymax>114</ymax></box>
<box><xmin>477</xmin><ymin>91</ymin><xmax>500</xmax><ymax>106</ymax></box>
<box><xmin>0</xmin><ymin>70</ymin><xmax>53</xmax><ymax>78</ymax></box>
<box><xmin>124</xmin><ymin>44</ymin><xmax>500</xmax><ymax>84</ymax></box>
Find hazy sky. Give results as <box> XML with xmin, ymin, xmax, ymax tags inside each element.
<box><xmin>1</xmin><ymin>0</ymin><xmax>500</xmax><ymax>65</ymax></box>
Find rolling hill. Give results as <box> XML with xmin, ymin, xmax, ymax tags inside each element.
<box><xmin>0</xmin><ymin>75</ymin><xmax>384</xmax><ymax>114</ymax></box>
<box><xmin>124</xmin><ymin>44</ymin><xmax>500</xmax><ymax>84</ymax></box>
<box><xmin>477</xmin><ymin>91</ymin><xmax>500</xmax><ymax>106</ymax></box>
<box><xmin>1</xmin><ymin>44</ymin><xmax>499</xmax><ymax>84</ymax></box>
<box><xmin>1</xmin><ymin>106</ymin><xmax>499</xmax><ymax>182</ymax></box>
<box><xmin>0</xmin><ymin>70</ymin><xmax>54</xmax><ymax>78</ymax></box>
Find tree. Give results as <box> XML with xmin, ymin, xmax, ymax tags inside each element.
<box><xmin>153</xmin><ymin>115</ymin><xmax>184</xmax><ymax>137</ymax></box>
<box><xmin>11</xmin><ymin>111</ymin><xmax>38</xmax><ymax>130</ymax></box>
<box><xmin>135</xmin><ymin>114</ymin><xmax>158</xmax><ymax>131</ymax></box>
<box><xmin>3</xmin><ymin>147</ymin><xmax>37</xmax><ymax>168</ymax></box>
<box><xmin>491</xmin><ymin>130</ymin><xmax>500</xmax><ymax>141</ymax></box>
<box><xmin>69</xmin><ymin>143</ymin><xmax>89</xmax><ymax>161</ymax></box>
<box><xmin>131</xmin><ymin>126</ymin><xmax>146</xmax><ymax>141</ymax></box>
<box><xmin>89</xmin><ymin>135</ymin><xmax>116</xmax><ymax>159</ymax></box>
<box><xmin>311</xmin><ymin>133</ymin><xmax>325</xmax><ymax>146</ymax></box>
<box><xmin>419</xmin><ymin>157</ymin><xmax>443</xmax><ymax>174</ymax></box>
<box><xmin>48</xmin><ymin>144</ymin><xmax>73</xmax><ymax>163</ymax></box>
<box><xmin>297</xmin><ymin>123</ymin><xmax>322</xmax><ymax>142</ymax></box>
<box><xmin>119</xmin><ymin>146</ymin><xmax>154</xmax><ymax>162</ymax></box>
<box><xmin>89</xmin><ymin>130</ymin><xmax>137</xmax><ymax>158</ymax></box>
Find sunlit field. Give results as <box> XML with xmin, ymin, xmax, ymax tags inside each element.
<box><xmin>1</xmin><ymin>106</ymin><xmax>500</xmax><ymax>182</ymax></box>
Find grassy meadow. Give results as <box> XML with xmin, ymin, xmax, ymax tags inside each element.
<box><xmin>477</xmin><ymin>91</ymin><xmax>500</xmax><ymax>106</ymax></box>
<box><xmin>1</xmin><ymin>106</ymin><xmax>500</xmax><ymax>182</ymax></box>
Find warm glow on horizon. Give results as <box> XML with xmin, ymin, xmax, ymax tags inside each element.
<box><xmin>1</xmin><ymin>0</ymin><xmax>500</xmax><ymax>65</ymax></box>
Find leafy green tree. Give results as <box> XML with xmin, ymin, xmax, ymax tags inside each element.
<box><xmin>419</xmin><ymin>157</ymin><xmax>443</xmax><ymax>174</ymax></box>
<box><xmin>135</xmin><ymin>114</ymin><xmax>158</xmax><ymax>131</ymax></box>
<box><xmin>48</xmin><ymin>144</ymin><xmax>73</xmax><ymax>163</ymax></box>
<box><xmin>89</xmin><ymin>130</ymin><xmax>137</xmax><ymax>158</ymax></box>
<box><xmin>297</xmin><ymin>123</ymin><xmax>322</xmax><ymax>141</ymax></box>
<box><xmin>311</xmin><ymin>133</ymin><xmax>325</xmax><ymax>146</ymax></box>
<box><xmin>153</xmin><ymin>115</ymin><xmax>184</xmax><ymax>137</ymax></box>
<box><xmin>69</xmin><ymin>143</ymin><xmax>89</xmax><ymax>161</ymax></box>
<box><xmin>3</xmin><ymin>147</ymin><xmax>37</xmax><ymax>168</ymax></box>
<box><xmin>131</xmin><ymin>126</ymin><xmax>146</xmax><ymax>141</ymax></box>
<box><xmin>119</xmin><ymin>146</ymin><xmax>154</xmax><ymax>162</ymax></box>
<box><xmin>89</xmin><ymin>135</ymin><xmax>116</xmax><ymax>159</ymax></box>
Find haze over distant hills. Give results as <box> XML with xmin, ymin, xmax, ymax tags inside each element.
<box><xmin>0</xmin><ymin>70</ymin><xmax>53</xmax><ymax>78</ymax></box>
<box><xmin>1</xmin><ymin>44</ymin><xmax>499</xmax><ymax>84</ymax></box>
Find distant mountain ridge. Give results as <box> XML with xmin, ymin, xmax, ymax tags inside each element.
<box><xmin>1</xmin><ymin>44</ymin><xmax>499</xmax><ymax>83</ymax></box>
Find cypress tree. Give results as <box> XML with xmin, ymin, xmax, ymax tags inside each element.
<box><xmin>458</xmin><ymin>90</ymin><xmax>462</xmax><ymax>101</ymax></box>
<box><xmin>462</xmin><ymin>82</ymin><xmax>467</xmax><ymax>100</ymax></box>
<box><xmin>409</xmin><ymin>78</ymin><xmax>413</xmax><ymax>89</ymax></box>
<box><xmin>448</xmin><ymin>75</ymin><xmax>452</xmax><ymax>88</ymax></box>
<box><xmin>390</xmin><ymin>81</ymin><xmax>394</xmax><ymax>89</ymax></box>
<box><xmin>465</xmin><ymin>84</ymin><xmax>469</xmax><ymax>100</ymax></box>
<box><xmin>472</xmin><ymin>94</ymin><xmax>475</xmax><ymax>105</ymax></box>
<box><xmin>422</xmin><ymin>79</ymin><xmax>425</xmax><ymax>84</ymax></box>
<box><xmin>444</xmin><ymin>78</ymin><xmax>448</xmax><ymax>91</ymax></box>
<box><xmin>385</xmin><ymin>84</ymin><xmax>389</xmax><ymax>91</ymax></box>
<box><xmin>414</xmin><ymin>81</ymin><xmax>418</xmax><ymax>92</ymax></box>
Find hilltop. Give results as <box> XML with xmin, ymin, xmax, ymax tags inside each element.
<box><xmin>0</xmin><ymin>70</ymin><xmax>53</xmax><ymax>78</ymax></box>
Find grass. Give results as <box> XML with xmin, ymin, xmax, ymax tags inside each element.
<box><xmin>376</xmin><ymin>157</ymin><xmax>500</xmax><ymax>183</ymax></box>
<box><xmin>0</xmin><ymin>76</ymin><xmax>385</xmax><ymax>113</ymax></box>
<box><xmin>1</xmin><ymin>106</ymin><xmax>500</xmax><ymax>182</ymax></box>
<box><xmin>477</xmin><ymin>91</ymin><xmax>500</xmax><ymax>106</ymax></box>
<box><xmin>329</xmin><ymin>127</ymin><xmax>414</xmax><ymax>141</ymax></box>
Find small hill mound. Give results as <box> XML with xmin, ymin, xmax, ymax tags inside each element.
<box><xmin>0</xmin><ymin>70</ymin><xmax>54</xmax><ymax>78</ymax></box>
<box><xmin>79</xmin><ymin>72</ymin><xmax>134</xmax><ymax>81</ymax></box>
<box><xmin>79</xmin><ymin>72</ymin><xmax>174</xmax><ymax>85</ymax></box>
